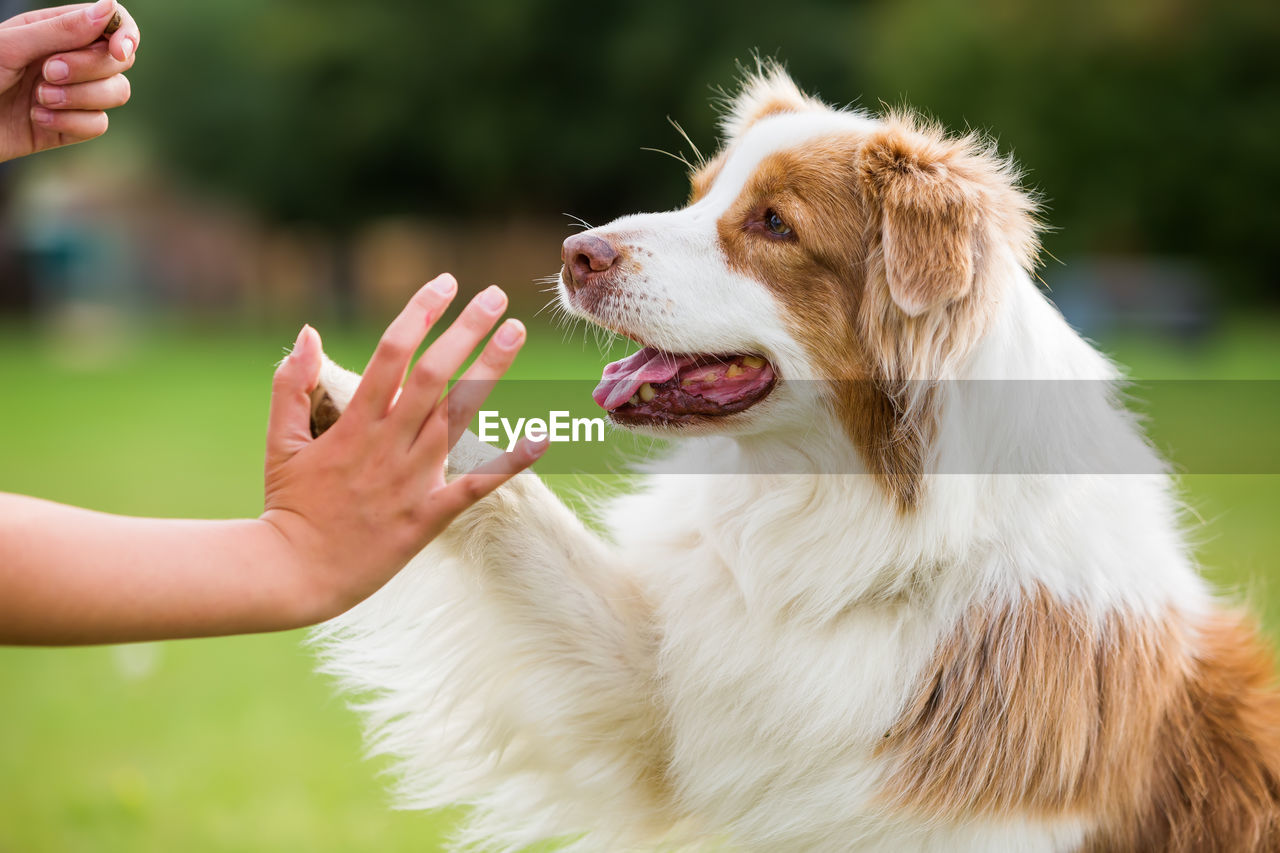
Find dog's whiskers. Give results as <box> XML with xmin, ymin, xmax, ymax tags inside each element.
<box><xmin>640</xmin><ymin>146</ymin><xmax>695</xmax><ymax>172</ymax></box>
<box><xmin>563</xmin><ymin>212</ymin><xmax>595</xmax><ymax>232</ymax></box>
<box><xmin>666</xmin><ymin>116</ymin><xmax>706</xmax><ymax>169</ymax></box>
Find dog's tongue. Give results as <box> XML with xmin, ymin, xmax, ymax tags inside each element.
<box><xmin>593</xmin><ymin>347</ymin><xmax>688</xmax><ymax>410</ymax></box>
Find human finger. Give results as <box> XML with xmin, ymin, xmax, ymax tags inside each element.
<box><xmin>0</xmin><ymin>0</ymin><xmax>116</xmax><ymax>69</ymax></box>
<box><xmin>436</xmin><ymin>437</ymin><xmax>547</xmax><ymax>516</ymax></box>
<box><xmin>43</xmin><ymin>42</ymin><xmax>134</xmax><ymax>85</ymax></box>
<box><xmin>437</xmin><ymin>318</ymin><xmax>525</xmax><ymax>449</ymax></box>
<box><xmin>37</xmin><ymin>74</ymin><xmax>129</xmax><ymax>110</ymax></box>
<box><xmin>29</xmin><ymin>106</ymin><xmax>107</xmax><ymax>141</ymax></box>
<box><xmin>1</xmin><ymin>5</ymin><xmax>91</xmax><ymax>29</ymax></box>
<box><xmin>266</xmin><ymin>325</ymin><xmax>323</xmax><ymax>466</ymax></box>
<box><xmin>344</xmin><ymin>274</ymin><xmax>458</xmax><ymax>423</ymax></box>
<box><xmin>105</xmin><ymin>3</ymin><xmax>139</xmax><ymax>62</ymax></box>
<box><xmin>393</xmin><ymin>285</ymin><xmax>508</xmax><ymax>444</ymax></box>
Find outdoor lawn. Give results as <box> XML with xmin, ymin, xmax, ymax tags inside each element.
<box><xmin>1</xmin><ymin>316</ymin><xmax>1277</xmax><ymax>852</ymax></box>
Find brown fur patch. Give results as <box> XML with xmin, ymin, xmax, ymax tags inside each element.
<box><xmin>709</xmin><ymin>135</ymin><xmax>935</xmax><ymax>506</ymax></box>
<box><xmin>851</xmin><ymin>115</ymin><xmax>1038</xmax><ymax>395</ymax></box>
<box><xmin>879</xmin><ymin>589</ymin><xmax>1280</xmax><ymax>850</ymax></box>
<box><xmin>841</xmin><ymin>383</ymin><xmax>934</xmax><ymax>509</ymax></box>
<box><xmin>687</xmin><ymin>152</ymin><xmax>725</xmax><ymax>205</ymax></box>
<box><xmin>859</xmin><ymin>122</ymin><xmax>980</xmax><ymax>316</ymax></box>
<box><xmin>1087</xmin><ymin>612</ymin><xmax>1280</xmax><ymax>852</ymax></box>
<box><xmin>740</xmin><ymin>96</ymin><xmax>807</xmax><ymax>130</ymax></box>
<box><xmin>309</xmin><ymin>390</ymin><xmax>341</xmax><ymax>438</ymax></box>
<box><xmin>859</xmin><ymin>112</ymin><xmax>1040</xmax><ymax>283</ymax></box>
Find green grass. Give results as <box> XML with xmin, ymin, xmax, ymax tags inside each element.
<box><xmin>0</xmin><ymin>315</ymin><xmax>1277</xmax><ymax>852</ymax></box>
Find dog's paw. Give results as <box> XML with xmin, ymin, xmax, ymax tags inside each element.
<box><xmin>446</xmin><ymin>429</ymin><xmax>503</xmax><ymax>478</ymax></box>
<box><xmin>309</xmin><ymin>356</ymin><xmax>362</xmax><ymax>438</ymax></box>
<box><xmin>305</xmin><ymin>352</ymin><xmax>506</xmax><ymax>480</ymax></box>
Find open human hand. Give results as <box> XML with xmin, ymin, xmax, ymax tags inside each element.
<box><xmin>260</xmin><ymin>274</ymin><xmax>547</xmax><ymax>619</ymax></box>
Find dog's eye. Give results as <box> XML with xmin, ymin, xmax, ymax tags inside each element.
<box><xmin>764</xmin><ymin>208</ymin><xmax>793</xmax><ymax>238</ymax></box>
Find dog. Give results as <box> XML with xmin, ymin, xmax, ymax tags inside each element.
<box><xmin>308</xmin><ymin>66</ymin><xmax>1280</xmax><ymax>851</ymax></box>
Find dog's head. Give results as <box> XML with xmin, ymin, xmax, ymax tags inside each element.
<box><xmin>558</xmin><ymin>65</ymin><xmax>1040</xmax><ymax>505</ymax></box>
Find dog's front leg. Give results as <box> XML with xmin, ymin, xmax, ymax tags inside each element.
<box><xmin>308</xmin><ymin>354</ymin><xmax>674</xmax><ymax>847</ymax></box>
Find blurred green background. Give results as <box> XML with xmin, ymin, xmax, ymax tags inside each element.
<box><xmin>1</xmin><ymin>0</ymin><xmax>1278</xmax><ymax>850</ymax></box>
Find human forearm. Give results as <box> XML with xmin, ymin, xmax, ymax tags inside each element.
<box><xmin>0</xmin><ymin>493</ymin><xmax>318</xmax><ymax>644</ymax></box>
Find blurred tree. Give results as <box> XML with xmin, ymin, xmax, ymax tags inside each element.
<box><xmin>123</xmin><ymin>0</ymin><xmax>1279</xmax><ymax>301</ymax></box>
<box><xmin>126</xmin><ymin>0</ymin><xmax>864</xmax><ymax>225</ymax></box>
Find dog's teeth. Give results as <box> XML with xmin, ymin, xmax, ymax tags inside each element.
<box><xmin>726</xmin><ymin>363</ymin><xmax>743</xmax><ymax>378</ymax></box>
<box><xmin>638</xmin><ymin>383</ymin><xmax>656</xmax><ymax>402</ymax></box>
<box><xmin>743</xmin><ymin>355</ymin><xmax>766</xmax><ymax>369</ymax></box>
<box><xmin>681</xmin><ymin>376</ymin><xmax>696</xmax><ymax>388</ymax></box>
<box><xmin>629</xmin><ymin>394</ymin><xmax>641</xmax><ymax>406</ymax></box>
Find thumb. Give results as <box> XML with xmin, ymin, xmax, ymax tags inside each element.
<box><xmin>267</xmin><ymin>325</ymin><xmax>323</xmax><ymax>465</ymax></box>
<box><xmin>0</xmin><ymin>1</ymin><xmax>117</xmax><ymax>70</ymax></box>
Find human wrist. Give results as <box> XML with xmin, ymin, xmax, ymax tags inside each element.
<box><xmin>254</xmin><ymin>511</ymin><xmax>340</xmax><ymax>630</ymax></box>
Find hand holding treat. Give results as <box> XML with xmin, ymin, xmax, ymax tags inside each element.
<box><xmin>0</xmin><ymin>0</ymin><xmax>140</xmax><ymax>162</ymax></box>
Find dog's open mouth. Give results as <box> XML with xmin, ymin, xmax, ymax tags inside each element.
<box><xmin>593</xmin><ymin>346</ymin><xmax>777</xmax><ymax>425</ymax></box>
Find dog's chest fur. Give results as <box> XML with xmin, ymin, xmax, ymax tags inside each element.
<box><xmin>610</xmin><ymin>471</ymin><xmax>1041</xmax><ymax>849</ymax></box>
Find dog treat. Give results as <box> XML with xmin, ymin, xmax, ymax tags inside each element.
<box><xmin>103</xmin><ymin>11</ymin><xmax>122</xmax><ymax>36</ymax></box>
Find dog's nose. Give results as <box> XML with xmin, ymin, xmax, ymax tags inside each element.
<box><xmin>562</xmin><ymin>233</ymin><xmax>620</xmax><ymax>290</ymax></box>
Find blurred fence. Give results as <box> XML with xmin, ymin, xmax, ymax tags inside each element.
<box><xmin>1</xmin><ymin>163</ymin><xmax>568</xmax><ymax>326</ymax></box>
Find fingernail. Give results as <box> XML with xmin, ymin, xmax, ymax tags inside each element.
<box><xmin>493</xmin><ymin>319</ymin><xmax>523</xmax><ymax>348</ymax></box>
<box><xmin>43</xmin><ymin>60</ymin><xmax>69</xmax><ymax>82</ymax></box>
<box><xmin>526</xmin><ymin>437</ymin><xmax>550</xmax><ymax>459</ymax></box>
<box><xmin>292</xmin><ymin>324</ymin><xmax>313</xmax><ymax>355</ymax></box>
<box><xmin>427</xmin><ymin>274</ymin><xmax>456</xmax><ymax>297</ymax></box>
<box><xmin>31</xmin><ymin>107</ymin><xmax>54</xmax><ymax>125</ymax></box>
<box><xmin>120</xmin><ymin>37</ymin><xmax>134</xmax><ymax>59</ymax></box>
<box><xmin>478</xmin><ymin>285</ymin><xmax>506</xmax><ymax>311</ymax></box>
<box><xmin>88</xmin><ymin>0</ymin><xmax>115</xmax><ymax>23</ymax></box>
<box><xmin>37</xmin><ymin>85</ymin><xmax>64</xmax><ymax>106</ymax></box>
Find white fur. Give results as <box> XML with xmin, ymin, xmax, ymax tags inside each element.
<box><xmin>312</xmin><ymin>91</ymin><xmax>1209</xmax><ymax>852</ymax></box>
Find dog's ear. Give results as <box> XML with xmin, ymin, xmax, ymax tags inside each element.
<box><xmin>859</xmin><ymin>123</ymin><xmax>980</xmax><ymax>317</ymax></box>
<box><xmin>720</xmin><ymin>60</ymin><xmax>818</xmax><ymax>143</ymax></box>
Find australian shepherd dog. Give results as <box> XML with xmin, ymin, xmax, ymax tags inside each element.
<box><xmin>308</xmin><ymin>67</ymin><xmax>1280</xmax><ymax>851</ymax></box>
